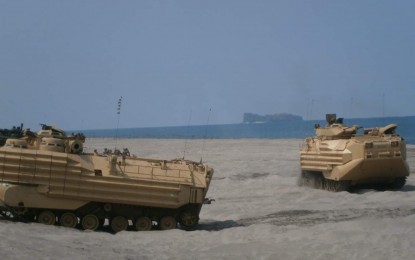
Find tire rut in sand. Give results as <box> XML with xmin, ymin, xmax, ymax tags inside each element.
<box><xmin>237</xmin><ymin>207</ymin><xmax>415</xmax><ymax>227</ymax></box>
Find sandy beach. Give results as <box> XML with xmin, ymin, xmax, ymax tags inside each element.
<box><xmin>1</xmin><ymin>138</ymin><xmax>414</xmax><ymax>260</ymax></box>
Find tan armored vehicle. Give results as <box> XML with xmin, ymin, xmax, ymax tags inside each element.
<box><xmin>300</xmin><ymin>114</ymin><xmax>409</xmax><ymax>191</ymax></box>
<box><xmin>0</xmin><ymin>124</ymin><xmax>214</xmax><ymax>232</ymax></box>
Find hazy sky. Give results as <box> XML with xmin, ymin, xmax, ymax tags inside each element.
<box><xmin>1</xmin><ymin>0</ymin><xmax>414</xmax><ymax>130</ymax></box>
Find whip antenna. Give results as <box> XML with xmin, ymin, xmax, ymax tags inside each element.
<box><xmin>114</xmin><ymin>96</ymin><xmax>122</xmax><ymax>151</ymax></box>
<box><xmin>182</xmin><ymin>109</ymin><xmax>192</xmax><ymax>160</ymax></box>
<box><xmin>200</xmin><ymin>108</ymin><xmax>211</xmax><ymax>163</ymax></box>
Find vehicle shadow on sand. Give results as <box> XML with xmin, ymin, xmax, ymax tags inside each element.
<box><xmin>401</xmin><ymin>184</ymin><xmax>415</xmax><ymax>192</ymax></box>
<box><xmin>350</xmin><ymin>184</ymin><xmax>415</xmax><ymax>194</ymax></box>
<box><xmin>197</xmin><ymin>220</ymin><xmax>242</xmax><ymax>231</ymax></box>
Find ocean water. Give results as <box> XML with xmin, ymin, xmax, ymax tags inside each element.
<box><xmin>79</xmin><ymin>116</ymin><xmax>415</xmax><ymax>144</ymax></box>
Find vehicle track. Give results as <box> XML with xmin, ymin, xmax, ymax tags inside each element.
<box><xmin>3</xmin><ymin>207</ymin><xmax>415</xmax><ymax>232</ymax></box>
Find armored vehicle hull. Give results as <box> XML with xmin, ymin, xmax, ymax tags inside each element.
<box><xmin>300</xmin><ymin>114</ymin><xmax>409</xmax><ymax>191</ymax></box>
<box><xmin>0</xmin><ymin>125</ymin><xmax>213</xmax><ymax>232</ymax></box>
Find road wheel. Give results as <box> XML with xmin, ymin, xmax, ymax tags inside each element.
<box><xmin>59</xmin><ymin>212</ymin><xmax>78</xmax><ymax>228</ymax></box>
<box><xmin>179</xmin><ymin>211</ymin><xmax>198</xmax><ymax>229</ymax></box>
<box><xmin>111</xmin><ymin>216</ymin><xmax>129</xmax><ymax>233</ymax></box>
<box><xmin>159</xmin><ymin>216</ymin><xmax>177</xmax><ymax>230</ymax></box>
<box><xmin>388</xmin><ymin>177</ymin><xmax>406</xmax><ymax>190</ymax></box>
<box><xmin>134</xmin><ymin>216</ymin><xmax>152</xmax><ymax>231</ymax></box>
<box><xmin>38</xmin><ymin>210</ymin><xmax>56</xmax><ymax>225</ymax></box>
<box><xmin>323</xmin><ymin>179</ymin><xmax>350</xmax><ymax>192</ymax></box>
<box><xmin>103</xmin><ymin>203</ymin><xmax>112</xmax><ymax>212</ymax></box>
<box><xmin>81</xmin><ymin>214</ymin><xmax>100</xmax><ymax>231</ymax></box>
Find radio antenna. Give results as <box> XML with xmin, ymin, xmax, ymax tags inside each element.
<box><xmin>182</xmin><ymin>109</ymin><xmax>192</xmax><ymax>160</ymax></box>
<box><xmin>200</xmin><ymin>108</ymin><xmax>211</xmax><ymax>163</ymax></box>
<box><xmin>114</xmin><ymin>96</ymin><xmax>122</xmax><ymax>152</ymax></box>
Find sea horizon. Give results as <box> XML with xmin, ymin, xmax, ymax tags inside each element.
<box><xmin>75</xmin><ymin>115</ymin><xmax>415</xmax><ymax>144</ymax></box>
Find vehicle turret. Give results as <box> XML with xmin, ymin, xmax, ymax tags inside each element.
<box><xmin>314</xmin><ymin>114</ymin><xmax>359</xmax><ymax>139</ymax></box>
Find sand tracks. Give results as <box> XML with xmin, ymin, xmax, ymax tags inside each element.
<box><xmin>199</xmin><ymin>207</ymin><xmax>415</xmax><ymax>231</ymax></box>
<box><xmin>240</xmin><ymin>207</ymin><xmax>415</xmax><ymax>227</ymax></box>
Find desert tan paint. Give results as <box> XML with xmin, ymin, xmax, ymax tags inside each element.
<box><xmin>0</xmin><ymin>129</ymin><xmax>213</xmax><ymax>211</ymax></box>
<box><xmin>300</xmin><ymin>114</ymin><xmax>409</xmax><ymax>189</ymax></box>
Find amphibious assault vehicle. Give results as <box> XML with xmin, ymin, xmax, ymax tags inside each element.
<box><xmin>0</xmin><ymin>124</ymin><xmax>214</xmax><ymax>232</ymax></box>
<box><xmin>300</xmin><ymin>114</ymin><xmax>409</xmax><ymax>191</ymax></box>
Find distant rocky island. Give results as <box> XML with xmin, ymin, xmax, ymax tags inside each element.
<box><xmin>243</xmin><ymin>113</ymin><xmax>303</xmax><ymax>124</ymax></box>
